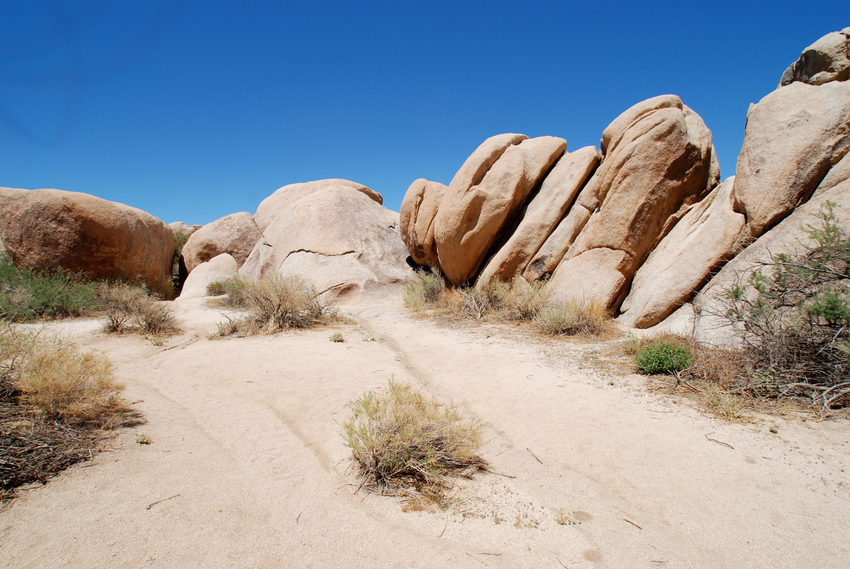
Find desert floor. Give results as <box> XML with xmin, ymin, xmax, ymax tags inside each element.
<box><xmin>1</xmin><ymin>294</ymin><xmax>848</xmax><ymax>569</ymax></box>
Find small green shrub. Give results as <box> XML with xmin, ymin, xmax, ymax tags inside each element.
<box><xmin>330</xmin><ymin>332</ymin><xmax>344</xmax><ymax>343</ymax></box>
<box><xmin>343</xmin><ymin>381</ymin><xmax>486</xmax><ymax>498</ymax></box>
<box><xmin>634</xmin><ymin>341</ymin><xmax>694</xmax><ymax>375</ymax></box>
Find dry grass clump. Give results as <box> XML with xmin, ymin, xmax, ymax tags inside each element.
<box><xmin>534</xmin><ymin>298</ymin><xmax>613</xmax><ymax>337</ymax></box>
<box><xmin>211</xmin><ymin>275</ymin><xmax>330</xmax><ymax>337</ymax></box>
<box><xmin>1</xmin><ymin>324</ymin><xmax>133</xmax><ymax>499</ymax></box>
<box><xmin>98</xmin><ymin>283</ymin><xmax>178</xmax><ymax>336</ymax></box>
<box><xmin>343</xmin><ymin>381</ymin><xmax>487</xmax><ymax>501</ymax></box>
<box><xmin>405</xmin><ymin>271</ymin><xmax>613</xmax><ymax>337</ymax></box>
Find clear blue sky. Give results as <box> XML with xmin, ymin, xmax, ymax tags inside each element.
<box><xmin>1</xmin><ymin>1</ymin><xmax>846</xmax><ymax>225</ymax></box>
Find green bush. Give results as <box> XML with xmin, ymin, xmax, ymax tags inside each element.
<box><xmin>343</xmin><ymin>381</ymin><xmax>486</xmax><ymax>498</ymax></box>
<box><xmin>634</xmin><ymin>341</ymin><xmax>694</xmax><ymax>375</ymax></box>
<box><xmin>0</xmin><ymin>255</ymin><xmax>98</xmax><ymax>321</ymax></box>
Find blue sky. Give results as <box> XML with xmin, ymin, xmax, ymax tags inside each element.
<box><xmin>1</xmin><ymin>1</ymin><xmax>846</xmax><ymax>225</ymax></box>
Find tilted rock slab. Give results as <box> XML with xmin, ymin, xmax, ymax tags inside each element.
<box><xmin>478</xmin><ymin>146</ymin><xmax>599</xmax><ymax>284</ymax></box>
<box><xmin>434</xmin><ymin>134</ymin><xmax>566</xmax><ymax>285</ymax></box>
<box><xmin>733</xmin><ymin>80</ymin><xmax>850</xmax><ymax>239</ymax></box>
<box><xmin>780</xmin><ymin>28</ymin><xmax>850</xmax><ymax>87</ymax></box>
<box><xmin>254</xmin><ymin>179</ymin><xmax>382</xmax><ymax>233</ymax></box>
<box><xmin>694</xmin><ymin>177</ymin><xmax>850</xmax><ymax>346</ymax></box>
<box><xmin>241</xmin><ymin>181</ymin><xmax>411</xmax><ymax>301</ymax></box>
<box><xmin>182</xmin><ymin>211</ymin><xmax>262</xmax><ymax>272</ymax></box>
<box><xmin>545</xmin><ymin>95</ymin><xmax>720</xmax><ymax>311</ymax></box>
<box><xmin>618</xmin><ymin>177</ymin><xmax>745</xmax><ymax>328</ymax></box>
<box><xmin>0</xmin><ymin>188</ymin><xmax>173</xmax><ymax>291</ymax></box>
<box><xmin>399</xmin><ymin>178</ymin><xmax>448</xmax><ymax>270</ymax></box>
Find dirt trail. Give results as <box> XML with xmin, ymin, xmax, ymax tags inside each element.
<box><xmin>1</xmin><ymin>297</ymin><xmax>848</xmax><ymax>568</ymax></box>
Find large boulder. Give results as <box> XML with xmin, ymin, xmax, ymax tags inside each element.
<box><xmin>780</xmin><ymin>28</ymin><xmax>850</xmax><ymax>86</ymax></box>
<box><xmin>694</xmin><ymin>177</ymin><xmax>850</xmax><ymax>345</ymax></box>
<box><xmin>399</xmin><ymin>179</ymin><xmax>448</xmax><ymax>270</ymax></box>
<box><xmin>168</xmin><ymin>221</ymin><xmax>202</xmax><ymax>237</ymax></box>
<box><xmin>545</xmin><ymin>95</ymin><xmax>720</xmax><ymax>311</ymax></box>
<box><xmin>177</xmin><ymin>253</ymin><xmax>238</xmax><ymax>300</ymax></box>
<box><xmin>254</xmin><ymin>179</ymin><xmax>382</xmax><ymax>233</ymax></box>
<box><xmin>182</xmin><ymin>212</ymin><xmax>262</xmax><ymax>272</ymax></box>
<box><xmin>0</xmin><ymin>188</ymin><xmax>173</xmax><ymax>292</ymax></box>
<box><xmin>241</xmin><ymin>181</ymin><xmax>412</xmax><ymax>302</ymax></box>
<box><xmin>733</xmin><ymin>80</ymin><xmax>850</xmax><ymax>238</ymax></box>
<box><xmin>433</xmin><ymin>134</ymin><xmax>566</xmax><ymax>284</ymax></box>
<box><xmin>478</xmin><ymin>146</ymin><xmax>599</xmax><ymax>284</ymax></box>
<box><xmin>618</xmin><ymin>177</ymin><xmax>746</xmax><ymax>328</ymax></box>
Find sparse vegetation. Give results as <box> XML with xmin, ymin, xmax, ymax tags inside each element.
<box><xmin>720</xmin><ymin>203</ymin><xmax>850</xmax><ymax>415</ymax></box>
<box><xmin>330</xmin><ymin>332</ymin><xmax>344</xmax><ymax>343</ymax></box>
<box><xmin>534</xmin><ymin>298</ymin><xmax>612</xmax><ymax>337</ymax></box>
<box><xmin>210</xmin><ymin>275</ymin><xmax>331</xmax><ymax>337</ymax></box>
<box><xmin>343</xmin><ymin>380</ymin><xmax>486</xmax><ymax>501</ymax></box>
<box><xmin>1</xmin><ymin>324</ymin><xmax>133</xmax><ymax>499</ymax></box>
<box><xmin>99</xmin><ymin>283</ymin><xmax>178</xmax><ymax>336</ymax></box>
<box><xmin>403</xmin><ymin>270</ymin><xmax>612</xmax><ymax>337</ymax></box>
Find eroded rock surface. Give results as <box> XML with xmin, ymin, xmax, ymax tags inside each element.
<box><xmin>434</xmin><ymin>135</ymin><xmax>566</xmax><ymax>284</ymax></box>
<box><xmin>0</xmin><ymin>188</ymin><xmax>173</xmax><ymax>292</ymax></box>
<box><xmin>733</xmin><ymin>80</ymin><xmax>850</xmax><ymax>238</ymax></box>
<box><xmin>780</xmin><ymin>28</ymin><xmax>850</xmax><ymax>86</ymax></box>
<box><xmin>546</xmin><ymin>95</ymin><xmax>720</xmax><ymax>310</ymax></box>
<box><xmin>182</xmin><ymin>212</ymin><xmax>262</xmax><ymax>272</ymax></box>
<box><xmin>618</xmin><ymin>177</ymin><xmax>745</xmax><ymax>328</ymax></box>
<box><xmin>399</xmin><ymin>179</ymin><xmax>448</xmax><ymax>270</ymax></box>
<box><xmin>178</xmin><ymin>253</ymin><xmax>238</xmax><ymax>300</ymax></box>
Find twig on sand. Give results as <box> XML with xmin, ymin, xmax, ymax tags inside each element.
<box><xmin>704</xmin><ymin>433</ymin><xmax>734</xmax><ymax>449</ymax></box>
<box><xmin>145</xmin><ymin>493</ymin><xmax>180</xmax><ymax>510</ymax></box>
<box><xmin>526</xmin><ymin>448</ymin><xmax>543</xmax><ymax>464</ymax></box>
<box><xmin>482</xmin><ymin>467</ymin><xmax>516</xmax><ymax>479</ymax></box>
<box><xmin>556</xmin><ymin>558</ymin><xmax>569</xmax><ymax>569</ymax></box>
<box><xmin>466</xmin><ymin>552</ymin><xmax>488</xmax><ymax>566</ymax></box>
<box><xmin>622</xmin><ymin>517</ymin><xmax>643</xmax><ymax>530</ymax></box>
<box><xmin>437</xmin><ymin>511</ymin><xmax>449</xmax><ymax>538</ymax></box>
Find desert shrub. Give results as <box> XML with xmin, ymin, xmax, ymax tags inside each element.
<box><xmin>497</xmin><ymin>276</ymin><xmax>550</xmax><ymax>321</ymax></box>
<box><xmin>534</xmin><ymin>298</ymin><xmax>612</xmax><ymax>336</ymax></box>
<box><xmin>634</xmin><ymin>341</ymin><xmax>693</xmax><ymax>375</ymax></box>
<box><xmin>210</xmin><ymin>275</ymin><xmax>328</xmax><ymax>336</ymax></box>
<box><xmin>329</xmin><ymin>332</ymin><xmax>344</xmax><ymax>343</ymax></box>
<box><xmin>0</xmin><ymin>256</ymin><xmax>98</xmax><ymax>321</ymax></box>
<box><xmin>403</xmin><ymin>269</ymin><xmax>446</xmax><ymax>310</ymax></box>
<box><xmin>1</xmin><ymin>324</ymin><xmax>128</xmax><ymax>427</ymax></box>
<box><xmin>207</xmin><ymin>278</ymin><xmax>248</xmax><ymax>307</ymax></box>
<box><xmin>343</xmin><ymin>381</ymin><xmax>486</xmax><ymax>498</ymax></box>
<box><xmin>722</xmin><ymin>203</ymin><xmax>850</xmax><ymax>414</ymax></box>
<box><xmin>1</xmin><ymin>324</ymin><xmax>130</xmax><ymax>498</ymax></box>
<box><xmin>98</xmin><ymin>282</ymin><xmax>178</xmax><ymax>335</ymax></box>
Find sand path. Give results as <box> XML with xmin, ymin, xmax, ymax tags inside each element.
<box><xmin>1</xmin><ymin>296</ymin><xmax>848</xmax><ymax>568</ymax></box>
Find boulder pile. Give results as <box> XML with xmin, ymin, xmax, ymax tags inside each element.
<box><xmin>400</xmin><ymin>27</ymin><xmax>850</xmax><ymax>334</ymax></box>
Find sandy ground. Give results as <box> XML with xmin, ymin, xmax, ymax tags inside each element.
<box><xmin>1</xmin><ymin>294</ymin><xmax>849</xmax><ymax>569</ymax></box>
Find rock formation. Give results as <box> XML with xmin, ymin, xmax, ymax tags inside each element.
<box><xmin>240</xmin><ymin>180</ymin><xmax>411</xmax><ymax>302</ymax></box>
<box><xmin>780</xmin><ymin>28</ymin><xmax>850</xmax><ymax>86</ymax></box>
<box><xmin>182</xmin><ymin>212</ymin><xmax>262</xmax><ymax>272</ymax></box>
<box><xmin>433</xmin><ymin>134</ymin><xmax>566</xmax><ymax>284</ymax></box>
<box><xmin>0</xmin><ymin>188</ymin><xmax>173</xmax><ymax>293</ymax></box>
<box><xmin>618</xmin><ymin>177</ymin><xmax>745</xmax><ymax>328</ymax></box>
<box><xmin>177</xmin><ymin>253</ymin><xmax>238</xmax><ymax>300</ymax></box>
<box><xmin>399</xmin><ymin>179</ymin><xmax>448</xmax><ymax>271</ymax></box>
<box><xmin>545</xmin><ymin>96</ymin><xmax>719</xmax><ymax>310</ymax></box>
